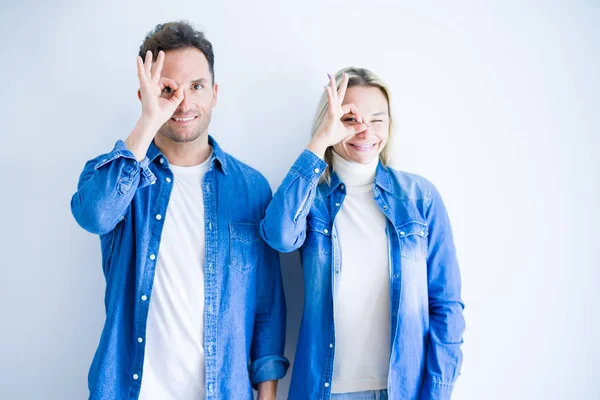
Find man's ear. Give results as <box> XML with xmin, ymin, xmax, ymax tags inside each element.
<box><xmin>212</xmin><ymin>83</ymin><xmax>219</xmax><ymax>107</ymax></box>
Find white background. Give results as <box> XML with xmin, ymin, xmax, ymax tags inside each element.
<box><xmin>1</xmin><ymin>1</ymin><xmax>598</xmax><ymax>399</ymax></box>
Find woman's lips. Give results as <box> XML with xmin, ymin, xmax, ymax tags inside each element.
<box><xmin>349</xmin><ymin>143</ymin><xmax>377</xmax><ymax>152</ymax></box>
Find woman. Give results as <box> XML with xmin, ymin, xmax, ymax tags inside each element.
<box><xmin>260</xmin><ymin>68</ymin><xmax>465</xmax><ymax>400</ymax></box>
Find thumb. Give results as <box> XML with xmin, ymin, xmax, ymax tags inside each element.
<box><xmin>171</xmin><ymin>85</ymin><xmax>185</xmax><ymax>106</ymax></box>
<box><xmin>346</xmin><ymin>123</ymin><xmax>367</xmax><ymax>136</ymax></box>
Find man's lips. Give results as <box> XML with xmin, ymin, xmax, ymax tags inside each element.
<box><xmin>170</xmin><ymin>116</ymin><xmax>198</xmax><ymax>123</ymax></box>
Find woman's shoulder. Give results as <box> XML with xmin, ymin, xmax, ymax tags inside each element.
<box><xmin>384</xmin><ymin>166</ymin><xmax>437</xmax><ymax>201</ymax></box>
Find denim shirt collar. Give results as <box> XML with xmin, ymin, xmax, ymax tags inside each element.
<box><xmin>320</xmin><ymin>162</ymin><xmax>393</xmax><ymax>196</ymax></box>
<box><xmin>147</xmin><ymin>135</ymin><xmax>228</xmax><ymax>175</ymax></box>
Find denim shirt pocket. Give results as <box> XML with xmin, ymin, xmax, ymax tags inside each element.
<box><xmin>229</xmin><ymin>222</ymin><xmax>260</xmax><ymax>273</ymax></box>
<box><xmin>396</xmin><ymin>220</ymin><xmax>429</xmax><ymax>261</ymax></box>
<box><xmin>305</xmin><ymin>217</ymin><xmax>332</xmax><ymax>255</ymax></box>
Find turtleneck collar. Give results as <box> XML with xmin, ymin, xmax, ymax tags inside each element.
<box><xmin>331</xmin><ymin>150</ymin><xmax>379</xmax><ymax>194</ymax></box>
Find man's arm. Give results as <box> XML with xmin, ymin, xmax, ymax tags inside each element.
<box><xmin>249</xmin><ymin>182</ymin><xmax>290</xmax><ymax>392</ymax></box>
<box><xmin>71</xmin><ymin>51</ymin><xmax>183</xmax><ymax>234</ymax></box>
<box><xmin>257</xmin><ymin>380</ymin><xmax>278</xmax><ymax>400</ymax></box>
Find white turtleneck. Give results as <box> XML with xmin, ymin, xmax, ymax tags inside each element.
<box><xmin>330</xmin><ymin>151</ymin><xmax>391</xmax><ymax>394</ymax></box>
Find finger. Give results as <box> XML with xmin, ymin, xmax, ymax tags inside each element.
<box><xmin>160</xmin><ymin>77</ymin><xmax>178</xmax><ymax>89</ymax></box>
<box><xmin>337</xmin><ymin>72</ymin><xmax>349</xmax><ymax>105</ymax></box>
<box><xmin>170</xmin><ymin>84</ymin><xmax>185</xmax><ymax>106</ymax></box>
<box><xmin>325</xmin><ymin>85</ymin><xmax>335</xmax><ymax>112</ymax></box>
<box><xmin>158</xmin><ymin>78</ymin><xmax>179</xmax><ymax>97</ymax></box>
<box><xmin>347</xmin><ymin>123</ymin><xmax>368</xmax><ymax>136</ymax></box>
<box><xmin>144</xmin><ymin>50</ymin><xmax>153</xmax><ymax>77</ymax></box>
<box><xmin>136</xmin><ymin>56</ymin><xmax>148</xmax><ymax>82</ymax></box>
<box><xmin>151</xmin><ymin>51</ymin><xmax>165</xmax><ymax>83</ymax></box>
<box><xmin>341</xmin><ymin>103</ymin><xmax>363</xmax><ymax>124</ymax></box>
<box><xmin>328</xmin><ymin>73</ymin><xmax>337</xmax><ymax>103</ymax></box>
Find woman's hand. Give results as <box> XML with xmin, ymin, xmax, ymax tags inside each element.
<box><xmin>307</xmin><ymin>72</ymin><xmax>367</xmax><ymax>159</ymax></box>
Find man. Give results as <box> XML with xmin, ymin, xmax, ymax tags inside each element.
<box><xmin>71</xmin><ymin>21</ymin><xmax>288</xmax><ymax>400</ymax></box>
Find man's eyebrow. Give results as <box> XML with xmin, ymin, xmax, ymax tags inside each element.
<box><xmin>191</xmin><ymin>78</ymin><xmax>208</xmax><ymax>84</ymax></box>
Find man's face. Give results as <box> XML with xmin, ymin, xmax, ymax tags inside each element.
<box><xmin>156</xmin><ymin>47</ymin><xmax>218</xmax><ymax>143</ymax></box>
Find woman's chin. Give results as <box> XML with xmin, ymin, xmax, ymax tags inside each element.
<box><xmin>347</xmin><ymin>150</ymin><xmax>379</xmax><ymax>165</ymax></box>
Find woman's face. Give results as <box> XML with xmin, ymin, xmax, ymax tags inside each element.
<box><xmin>333</xmin><ymin>85</ymin><xmax>390</xmax><ymax>164</ymax></box>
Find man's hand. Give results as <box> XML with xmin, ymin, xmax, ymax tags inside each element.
<box><xmin>125</xmin><ymin>50</ymin><xmax>184</xmax><ymax>161</ymax></box>
<box><xmin>137</xmin><ymin>50</ymin><xmax>183</xmax><ymax>126</ymax></box>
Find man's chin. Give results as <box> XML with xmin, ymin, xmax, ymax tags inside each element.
<box><xmin>164</xmin><ymin>130</ymin><xmax>203</xmax><ymax>143</ymax></box>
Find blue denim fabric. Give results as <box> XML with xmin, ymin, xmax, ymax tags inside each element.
<box><xmin>71</xmin><ymin>136</ymin><xmax>289</xmax><ymax>400</ymax></box>
<box><xmin>331</xmin><ymin>390</ymin><xmax>388</xmax><ymax>400</ymax></box>
<box><xmin>260</xmin><ymin>150</ymin><xmax>465</xmax><ymax>400</ymax></box>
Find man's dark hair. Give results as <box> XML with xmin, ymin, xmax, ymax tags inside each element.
<box><xmin>139</xmin><ymin>21</ymin><xmax>215</xmax><ymax>82</ymax></box>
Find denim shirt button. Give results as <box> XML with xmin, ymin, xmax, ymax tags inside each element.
<box><xmin>324</xmin><ymin>382</ymin><xmax>330</xmax><ymax>388</ymax></box>
<box><xmin>141</xmin><ymin>295</ymin><xmax>147</xmax><ymax>301</ymax></box>
<box><xmin>323</xmin><ymin>229</ymin><xmax>329</xmax><ymax>234</ymax></box>
<box><xmin>159</xmin><ymin>158</ymin><xmax>164</xmax><ymax>164</ymax></box>
<box><xmin>156</xmin><ymin>214</ymin><xmax>162</xmax><ymax>220</ymax></box>
<box><xmin>329</xmin><ymin>343</ymin><xmax>333</xmax><ymax>348</ymax></box>
<box><xmin>383</xmin><ymin>205</ymin><xmax>388</xmax><ymax>210</ymax></box>
<box><xmin>149</xmin><ymin>254</ymin><xmax>156</xmax><ymax>260</ymax></box>
<box><xmin>165</xmin><ymin>177</ymin><xmax>171</xmax><ymax>183</ymax></box>
<box><xmin>314</xmin><ymin>168</ymin><xmax>320</xmax><ymax>173</ymax></box>
<box><xmin>137</xmin><ymin>337</ymin><xmax>143</xmax><ymax>343</ymax></box>
<box><xmin>335</xmin><ymin>203</ymin><xmax>340</xmax><ymax>207</ymax></box>
<box><xmin>393</xmin><ymin>274</ymin><xmax>399</xmax><ymax>279</ymax></box>
<box><xmin>400</xmin><ymin>231</ymin><xmax>405</xmax><ymax>236</ymax></box>
<box><xmin>133</xmin><ymin>374</ymin><xmax>139</xmax><ymax>380</ymax></box>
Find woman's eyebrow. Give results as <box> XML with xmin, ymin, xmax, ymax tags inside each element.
<box><xmin>372</xmin><ymin>111</ymin><xmax>388</xmax><ymax>117</ymax></box>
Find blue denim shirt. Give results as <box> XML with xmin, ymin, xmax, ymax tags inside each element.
<box><xmin>71</xmin><ymin>136</ymin><xmax>289</xmax><ymax>400</ymax></box>
<box><xmin>260</xmin><ymin>150</ymin><xmax>464</xmax><ymax>400</ymax></box>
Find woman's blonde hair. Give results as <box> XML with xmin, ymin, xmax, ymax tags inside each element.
<box><xmin>311</xmin><ymin>67</ymin><xmax>396</xmax><ymax>183</ymax></box>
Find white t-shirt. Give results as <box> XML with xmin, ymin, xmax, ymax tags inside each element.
<box><xmin>139</xmin><ymin>153</ymin><xmax>212</xmax><ymax>400</ymax></box>
<box><xmin>330</xmin><ymin>151</ymin><xmax>391</xmax><ymax>393</ymax></box>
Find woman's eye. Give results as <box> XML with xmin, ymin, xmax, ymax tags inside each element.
<box><xmin>343</xmin><ymin>117</ymin><xmax>358</xmax><ymax>123</ymax></box>
<box><xmin>372</xmin><ymin>119</ymin><xmax>383</xmax><ymax>123</ymax></box>
<box><xmin>162</xmin><ymin>87</ymin><xmax>173</xmax><ymax>94</ymax></box>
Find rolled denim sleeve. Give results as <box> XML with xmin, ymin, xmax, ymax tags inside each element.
<box><xmin>71</xmin><ymin>140</ymin><xmax>156</xmax><ymax>235</ymax></box>
<box><xmin>249</xmin><ymin>354</ymin><xmax>290</xmax><ymax>388</ymax></box>
<box><xmin>420</xmin><ymin>184</ymin><xmax>465</xmax><ymax>400</ymax></box>
<box><xmin>249</xmin><ymin>182</ymin><xmax>290</xmax><ymax>387</ymax></box>
<box><xmin>260</xmin><ymin>150</ymin><xmax>327</xmax><ymax>253</ymax></box>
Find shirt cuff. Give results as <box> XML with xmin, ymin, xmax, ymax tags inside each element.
<box><xmin>290</xmin><ymin>150</ymin><xmax>328</xmax><ymax>183</ymax></box>
<box><xmin>249</xmin><ymin>355</ymin><xmax>290</xmax><ymax>389</ymax></box>
<box><xmin>420</xmin><ymin>375</ymin><xmax>455</xmax><ymax>400</ymax></box>
<box><xmin>93</xmin><ymin>140</ymin><xmax>156</xmax><ymax>188</ymax></box>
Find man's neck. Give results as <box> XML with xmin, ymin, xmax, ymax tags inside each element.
<box><xmin>155</xmin><ymin>133</ymin><xmax>213</xmax><ymax>167</ymax></box>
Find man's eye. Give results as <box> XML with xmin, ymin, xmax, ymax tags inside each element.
<box><xmin>162</xmin><ymin>87</ymin><xmax>174</xmax><ymax>94</ymax></box>
<box><xmin>192</xmin><ymin>84</ymin><xmax>203</xmax><ymax>90</ymax></box>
